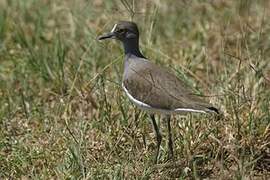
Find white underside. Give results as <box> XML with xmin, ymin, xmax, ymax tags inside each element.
<box><xmin>122</xmin><ymin>84</ymin><xmax>207</xmax><ymax>114</ymax></box>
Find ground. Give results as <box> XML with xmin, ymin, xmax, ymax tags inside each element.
<box><xmin>0</xmin><ymin>0</ymin><xmax>269</xmax><ymax>179</ymax></box>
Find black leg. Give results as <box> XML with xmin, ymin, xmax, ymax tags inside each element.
<box><xmin>150</xmin><ymin>114</ymin><xmax>162</xmax><ymax>164</ymax></box>
<box><xmin>166</xmin><ymin>115</ymin><xmax>174</xmax><ymax>160</ymax></box>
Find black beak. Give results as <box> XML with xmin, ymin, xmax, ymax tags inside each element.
<box><xmin>98</xmin><ymin>32</ymin><xmax>115</xmax><ymax>40</ymax></box>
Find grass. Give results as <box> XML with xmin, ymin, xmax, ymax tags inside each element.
<box><xmin>0</xmin><ymin>0</ymin><xmax>269</xmax><ymax>179</ymax></box>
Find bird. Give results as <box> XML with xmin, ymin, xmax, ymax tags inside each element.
<box><xmin>98</xmin><ymin>21</ymin><xmax>219</xmax><ymax>163</ymax></box>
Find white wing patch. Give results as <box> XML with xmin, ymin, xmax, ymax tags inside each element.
<box><xmin>174</xmin><ymin>108</ymin><xmax>206</xmax><ymax>113</ymax></box>
<box><xmin>110</xmin><ymin>24</ymin><xmax>118</xmax><ymax>33</ymax></box>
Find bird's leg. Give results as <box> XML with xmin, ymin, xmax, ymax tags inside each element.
<box><xmin>166</xmin><ymin>115</ymin><xmax>174</xmax><ymax>160</ymax></box>
<box><xmin>150</xmin><ymin>114</ymin><xmax>162</xmax><ymax>164</ymax></box>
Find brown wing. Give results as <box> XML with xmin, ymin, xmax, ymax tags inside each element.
<box><xmin>123</xmin><ymin>58</ymin><xmax>217</xmax><ymax>113</ymax></box>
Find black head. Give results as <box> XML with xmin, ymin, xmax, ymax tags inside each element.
<box><xmin>98</xmin><ymin>21</ymin><xmax>139</xmax><ymax>42</ymax></box>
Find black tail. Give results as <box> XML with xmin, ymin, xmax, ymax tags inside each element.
<box><xmin>207</xmin><ymin>107</ymin><xmax>219</xmax><ymax>114</ymax></box>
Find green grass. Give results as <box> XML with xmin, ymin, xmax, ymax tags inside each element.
<box><xmin>0</xmin><ymin>0</ymin><xmax>270</xmax><ymax>179</ymax></box>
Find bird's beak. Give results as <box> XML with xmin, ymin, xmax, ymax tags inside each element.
<box><xmin>98</xmin><ymin>32</ymin><xmax>115</xmax><ymax>40</ymax></box>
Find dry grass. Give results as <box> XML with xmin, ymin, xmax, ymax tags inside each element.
<box><xmin>0</xmin><ymin>0</ymin><xmax>269</xmax><ymax>179</ymax></box>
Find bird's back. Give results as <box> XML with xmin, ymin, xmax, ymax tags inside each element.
<box><xmin>123</xmin><ymin>55</ymin><xmax>218</xmax><ymax>114</ymax></box>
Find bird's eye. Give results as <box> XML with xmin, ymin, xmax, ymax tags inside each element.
<box><xmin>117</xmin><ymin>29</ymin><xmax>126</xmax><ymax>34</ymax></box>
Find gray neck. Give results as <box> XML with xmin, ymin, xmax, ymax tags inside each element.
<box><xmin>122</xmin><ymin>38</ymin><xmax>144</xmax><ymax>58</ymax></box>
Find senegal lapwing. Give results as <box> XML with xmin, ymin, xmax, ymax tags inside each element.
<box><xmin>98</xmin><ymin>21</ymin><xmax>219</xmax><ymax>163</ymax></box>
